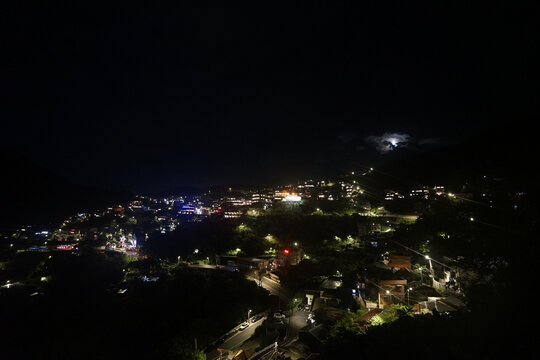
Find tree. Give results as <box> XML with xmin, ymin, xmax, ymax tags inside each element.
<box><xmin>370</xmin><ymin>304</ymin><xmax>412</xmax><ymax>326</ymax></box>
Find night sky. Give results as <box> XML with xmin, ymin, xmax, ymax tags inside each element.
<box><xmin>1</xmin><ymin>2</ymin><xmax>538</xmax><ymax>192</ymax></box>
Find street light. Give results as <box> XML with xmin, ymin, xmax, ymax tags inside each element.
<box><xmin>248</xmin><ymin>309</ymin><xmax>252</xmax><ymax>321</ymax></box>
<box><xmin>407</xmin><ymin>287</ymin><xmax>413</xmax><ymax>305</ymax></box>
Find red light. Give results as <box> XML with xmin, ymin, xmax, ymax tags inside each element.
<box><xmin>284</xmin><ymin>249</ymin><xmax>290</xmax><ymax>254</ymax></box>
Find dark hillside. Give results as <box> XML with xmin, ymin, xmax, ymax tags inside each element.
<box><xmin>0</xmin><ymin>147</ymin><xmax>132</xmax><ymax>228</ymax></box>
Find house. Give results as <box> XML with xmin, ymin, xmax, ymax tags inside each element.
<box><xmin>421</xmin><ymin>297</ymin><xmax>458</xmax><ymax>313</ymax></box>
<box><xmin>237</xmin><ymin>257</ymin><xmax>268</xmax><ymax>270</ymax></box>
<box><xmin>298</xmin><ymin>324</ymin><xmax>327</xmax><ymax>352</ymax></box>
<box><xmin>386</xmin><ymin>254</ymin><xmax>412</xmax><ymax>270</ymax></box>
<box><xmin>276</xmin><ymin>248</ymin><xmax>301</xmax><ymax>266</ymax></box>
<box><xmin>377</xmin><ymin>279</ymin><xmax>407</xmax><ymax>308</ymax></box>
<box><xmin>219</xmin><ymin>256</ymin><xmax>269</xmax><ymax>271</ymax></box>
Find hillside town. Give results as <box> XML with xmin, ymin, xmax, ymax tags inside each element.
<box><xmin>2</xmin><ymin>166</ymin><xmax>525</xmax><ymax>359</ymax></box>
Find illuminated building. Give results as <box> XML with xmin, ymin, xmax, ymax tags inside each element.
<box><xmin>276</xmin><ymin>248</ymin><xmax>301</xmax><ymax>266</ymax></box>
<box><xmin>410</xmin><ymin>187</ymin><xmax>429</xmax><ymax>198</ymax></box>
<box><xmin>433</xmin><ymin>186</ymin><xmax>445</xmax><ymax>195</ymax></box>
<box><xmin>283</xmin><ymin>194</ymin><xmax>301</xmax><ymax>202</ymax></box>
<box><xmin>378</xmin><ymin>280</ymin><xmax>408</xmax><ymax>308</ymax></box>
<box><xmin>385</xmin><ymin>191</ymin><xmax>404</xmax><ymax>200</ymax></box>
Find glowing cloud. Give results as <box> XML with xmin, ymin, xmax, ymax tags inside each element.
<box><xmin>366</xmin><ymin>133</ymin><xmax>410</xmax><ymax>153</ymax></box>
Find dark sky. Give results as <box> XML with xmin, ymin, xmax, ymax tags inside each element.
<box><xmin>1</xmin><ymin>2</ymin><xmax>538</xmax><ymax>192</ymax></box>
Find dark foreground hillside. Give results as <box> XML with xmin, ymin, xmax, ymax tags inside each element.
<box><xmin>0</xmin><ymin>147</ymin><xmax>132</xmax><ymax>228</ymax></box>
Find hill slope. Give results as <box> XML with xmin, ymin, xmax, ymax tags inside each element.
<box><xmin>0</xmin><ymin>147</ymin><xmax>132</xmax><ymax>228</ymax></box>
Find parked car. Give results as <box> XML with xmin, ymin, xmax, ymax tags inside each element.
<box><xmin>239</xmin><ymin>322</ymin><xmax>249</xmax><ymax>330</ymax></box>
<box><xmin>251</xmin><ymin>314</ymin><xmax>263</xmax><ymax>323</ymax></box>
<box><xmin>273</xmin><ymin>312</ymin><xmax>286</xmax><ymax>320</ymax></box>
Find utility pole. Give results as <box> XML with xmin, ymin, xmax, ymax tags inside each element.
<box><xmin>425</xmin><ymin>255</ymin><xmax>434</xmax><ymax>282</ymax></box>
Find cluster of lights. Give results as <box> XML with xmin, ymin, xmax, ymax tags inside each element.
<box><xmin>283</xmin><ymin>194</ymin><xmax>302</xmax><ymax>202</ymax></box>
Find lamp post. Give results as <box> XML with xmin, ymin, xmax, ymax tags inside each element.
<box><xmin>407</xmin><ymin>287</ymin><xmax>412</xmax><ymax>305</ymax></box>
<box><xmin>248</xmin><ymin>309</ymin><xmax>252</xmax><ymax>321</ymax></box>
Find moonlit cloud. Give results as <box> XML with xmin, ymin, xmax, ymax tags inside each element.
<box><xmin>366</xmin><ymin>133</ymin><xmax>410</xmax><ymax>153</ymax></box>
